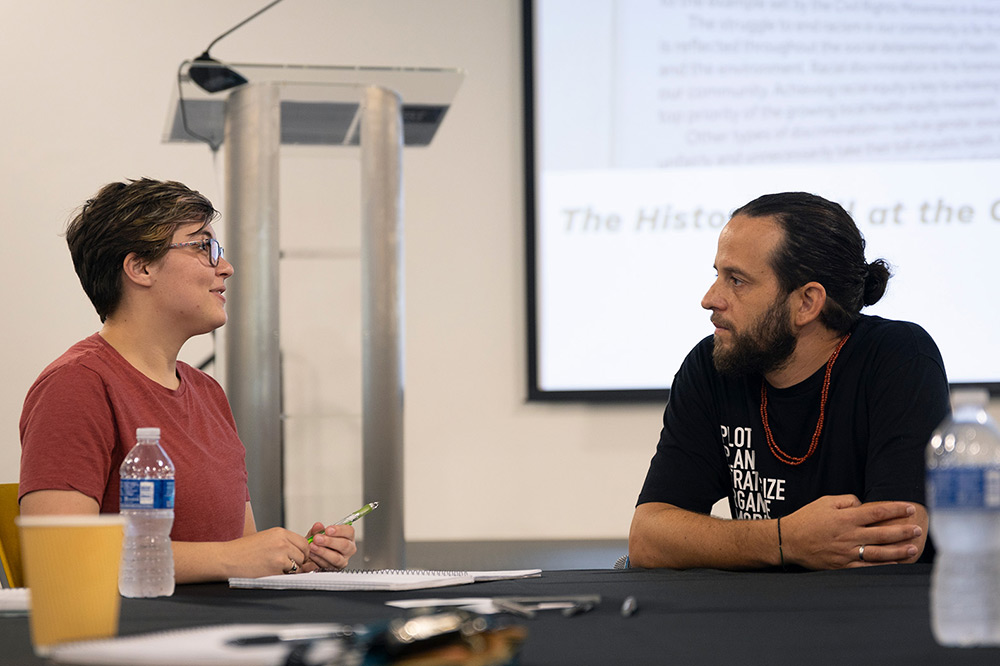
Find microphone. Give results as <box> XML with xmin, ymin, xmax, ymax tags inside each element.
<box><xmin>188</xmin><ymin>0</ymin><xmax>286</xmax><ymax>93</ymax></box>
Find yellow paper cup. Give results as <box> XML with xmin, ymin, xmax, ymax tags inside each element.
<box><xmin>16</xmin><ymin>514</ymin><xmax>125</xmax><ymax>655</ymax></box>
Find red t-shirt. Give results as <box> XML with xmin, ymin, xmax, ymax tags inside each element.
<box><xmin>19</xmin><ymin>333</ymin><xmax>249</xmax><ymax>542</ymax></box>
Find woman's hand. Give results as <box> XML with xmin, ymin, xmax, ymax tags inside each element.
<box><xmin>303</xmin><ymin>522</ymin><xmax>357</xmax><ymax>571</ymax></box>
<box><xmin>217</xmin><ymin>527</ymin><xmax>310</xmax><ymax>578</ymax></box>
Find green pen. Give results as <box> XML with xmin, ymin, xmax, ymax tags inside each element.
<box><xmin>307</xmin><ymin>501</ymin><xmax>379</xmax><ymax>543</ymax></box>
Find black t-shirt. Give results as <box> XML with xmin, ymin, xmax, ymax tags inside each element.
<box><xmin>637</xmin><ymin>315</ymin><xmax>949</xmax><ymax>559</ymax></box>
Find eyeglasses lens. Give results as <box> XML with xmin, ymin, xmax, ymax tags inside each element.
<box><xmin>209</xmin><ymin>239</ymin><xmax>223</xmax><ymax>266</ymax></box>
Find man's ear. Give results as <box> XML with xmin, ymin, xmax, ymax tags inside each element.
<box><xmin>121</xmin><ymin>252</ymin><xmax>154</xmax><ymax>287</ymax></box>
<box><xmin>791</xmin><ymin>281</ymin><xmax>827</xmax><ymax>327</ymax></box>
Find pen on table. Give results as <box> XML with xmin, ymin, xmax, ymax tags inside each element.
<box><xmin>493</xmin><ymin>599</ymin><xmax>537</xmax><ymax>619</ymax></box>
<box><xmin>308</xmin><ymin>501</ymin><xmax>379</xmax><ymax>543</ymax></box>
<box><xmin>228</xmin><ymin>628</ymin><xmax>354</xmax><ymax>646</ymax></box>
<box><xmin>621</xmin><ymin>595</ymin><xmax>638</xmax><ymax>617</ymax></box>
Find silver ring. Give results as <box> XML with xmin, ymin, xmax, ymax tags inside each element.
<box><xmin>858</xmin><ymin>545</ymin><xmax>866</xmax><ymax>562</ymax></box>
<box><xmin>286</xmin><ymin>560</ymin><xmax>298</xmax><ymax>574</ymax></box>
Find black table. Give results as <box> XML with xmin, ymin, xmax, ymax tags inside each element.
<box><xmin>4</xmin><ymin>565</ymin><xmax>1000</xmax><ymax>665</ymax></box>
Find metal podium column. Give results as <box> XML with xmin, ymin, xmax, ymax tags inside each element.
<box><xmin>223</xmin><ymin>83</ymin><xmax>284</xmax><ymax>531</ymax></box>
<box><xmin>360</xmin><ymin>86</ymin><xmax>405</xmax><ymax>569</ymax></box>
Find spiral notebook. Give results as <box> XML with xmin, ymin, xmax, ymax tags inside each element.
<box><xmin>228</xmin><ymin>568</ymin><xmax>541</xmax><ymax>592</ymax></box>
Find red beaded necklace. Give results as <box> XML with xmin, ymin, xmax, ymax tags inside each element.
<box><xmin>760</xmin><ymin>333</ymin><xmax>851</xmax><ymax>466</ymax></box>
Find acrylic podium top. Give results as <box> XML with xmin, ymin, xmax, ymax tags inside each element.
<box><xmin>164</xmin><ymin>61</ymin><xmax>465</xmax><ymax>147</ymax></box>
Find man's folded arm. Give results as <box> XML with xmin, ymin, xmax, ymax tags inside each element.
<box><xmin>629</xmin><ymin>496</ymin><xmax>926</xmax><ymax>570</ymax></box>
<box><xmin>628</xmin><ymin>502</ymin><xmax>780</xmax><ymax>570</ymax></box>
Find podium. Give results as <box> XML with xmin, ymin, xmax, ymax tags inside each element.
<box><xmin>164</xmin><ymin>61</ymin><xmax>463</xmax><ymax>569</ymax></box>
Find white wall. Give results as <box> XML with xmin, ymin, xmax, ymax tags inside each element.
<box><xmin>1</xmin><ymin>1</ymin><xmax>662</xmax><ymax>542</ymax></box>
<box><xmin>6</xmin><ymin>1</ymin><xmax>984</xmax><ymax>544</ymax></box>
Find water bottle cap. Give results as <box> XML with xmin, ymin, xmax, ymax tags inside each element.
<box><xmin>136</xmin><ymin>427</ymin><xmax>161</xmax><ymax>439</ymax></box>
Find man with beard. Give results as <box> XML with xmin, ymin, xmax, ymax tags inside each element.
<box><xmin>628</xmin><ymin>192</ymin><xmax>949</xmax><ymax>570</ymax></box>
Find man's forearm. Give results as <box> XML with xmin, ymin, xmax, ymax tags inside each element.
<box><xmin>629</xmin><ymin>502</ymin><xmax>781</xmax><ymax>570</ymax></box>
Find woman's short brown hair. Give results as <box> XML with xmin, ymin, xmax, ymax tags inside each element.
<box><xmin>66</xmin><ymin>178</ymin><xmax>218</xmax><ymax>322</ymax></box>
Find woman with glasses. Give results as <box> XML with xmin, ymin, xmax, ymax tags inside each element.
<box><xmin>18</xmin><ymin>178</ymin><xmax>356</xmax><ymax>582</ymax></box>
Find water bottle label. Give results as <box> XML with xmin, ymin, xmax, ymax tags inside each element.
<box><xmin>120</xmin><ymin>478</ymin><xmax>175</xmax><ymax>509</ymax></box>
<box><xmin>929</xmin><ymin>467</ymin><xmax>1000</xmax><ymax>510</ymax></box>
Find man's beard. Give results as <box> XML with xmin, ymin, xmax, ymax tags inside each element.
<box><xmin>712</xmin><ymin>295</ymin><xmax>797</xmax><ymax>377</ymax></box>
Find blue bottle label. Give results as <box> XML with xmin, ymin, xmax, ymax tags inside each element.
<box><xmin>929</xmin><ymin>467</ymin><xmax>1000</xmax><ymax>510</ymax></box>
<box><xmin>120</xmin><ymin>478</ymin><xmax>175</xmax><ymax>509</ymax></box>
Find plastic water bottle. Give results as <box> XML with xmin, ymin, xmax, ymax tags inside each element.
<box><xmin>927</xmin><ymin>389</ymin><xmax>1000</xmax><ymax>646</ymax></box>
<box><xmin>118</xmin><ymin>427</ymin><xmax>175</xmax><ymax>598</ymax></box>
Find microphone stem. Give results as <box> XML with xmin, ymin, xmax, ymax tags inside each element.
<box><xmin>203</xmin><ymin>0</ymin><xmax>286</xmax><ymax>56</ymax></box>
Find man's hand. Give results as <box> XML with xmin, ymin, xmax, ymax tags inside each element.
<box><xmin>781</xmin><ymin>495</ymin><xmax>926</xmax><ymax>569</ymax></box>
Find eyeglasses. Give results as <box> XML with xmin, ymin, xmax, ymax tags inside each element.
<box><xmin>168</xmin><ymin>238</ymin><xmax>225</xmax><ymax>267</ymax></box>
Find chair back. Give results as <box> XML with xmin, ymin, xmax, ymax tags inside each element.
<box><xmin>0</xmin><ymin>483</ymin><xmax>23</xmax><ymax>587</ymax></box>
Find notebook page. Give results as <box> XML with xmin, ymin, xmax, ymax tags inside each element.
<box><xmin>229</xmin><ymin>569</ymin><xmax>476</xmax><ymax>591</ymax></box>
